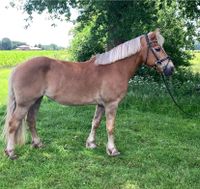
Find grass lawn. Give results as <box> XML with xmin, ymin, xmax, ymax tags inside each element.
<box><xmin>0</xmin><ymin>50</ymin><xmax>71</xmax><ymax>68</ymax></box>
<box><xmin>1</xmin><ymin>100</ymin><xmax>200</xmax><ymax>189</ymax></box>
<box><xmin>0</xmin><ymin>51</ymin><xmax>200</xmax><ymax>188</ymax></box>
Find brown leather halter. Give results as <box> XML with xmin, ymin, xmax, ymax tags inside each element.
<box><xmin>144</xmin><ymin>34</ymin><xmax>170</xmax><ymax>70</ymax></box>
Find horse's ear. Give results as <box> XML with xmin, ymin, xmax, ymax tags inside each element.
<box><xmin>155</xmin><ymin>28</ymin><xmax>160</xmax><ymax>34</ymax></box>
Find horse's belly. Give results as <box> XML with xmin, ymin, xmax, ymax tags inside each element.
<box><xmin>45</xmin><ymin>89</ymin><xmax>99</xmax><ymax>105</ymax></box>
<box><xmin>55</xmin><ymin>96</ymin><xmax>97</xmax><ymax>105</ymax></box>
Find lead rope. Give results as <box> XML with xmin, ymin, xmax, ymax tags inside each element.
<box><xmin>144</xmin><ymin>34</ymin><xmax>198</xmax><ymax>118</ymax></box>
<box><xmin>161</xmin><ymin>73</ymin><xmax>199</xmax><ymax>118</ymax></box>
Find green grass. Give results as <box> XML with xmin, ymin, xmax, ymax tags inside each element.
<box><xmin>1</xmin><ymin>101</ymin><xmax>200</xmax><ymax>189</ymax></box>
<box><xmin>0</xmin><ymin>69</ymin><xmax>11</xmax><ymax>106</ymax></box>
<box><xmin>0</xmin><ymin>50</ymin><xmax>70</xmax><ymax>68</ymax></box>
<box><xmin>0</xmin><ymin>51</ymin><xmax>200</xmax><ymax>188</ymax></box>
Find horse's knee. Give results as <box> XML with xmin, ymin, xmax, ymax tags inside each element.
<box><xmin>92</xmin><ymin>105</ymin><xmax>104</xmax><ymax>129</ymax></box>
<box><xmin>107</xmin><ymin>125</ymin><xmax>114</xmax><ymax>135</ymax></box>
<box><xmin>27</xmin><ymin>116</ymin><xmax>35</xmax><ymax>126</ymax></box>
<box><xmin>27</xmin><ymin>109</ymin><xmax>36</xmax><ymax>125</ymax></box>
<box><xmin>8</xmin><ymin>119</ymin><xmax>20</xmax><ymax>133</ymax></box>
<box><xmin>92</xmin><ymin>119</ymin><xmax>100</xmax><ymax>129</ymax></box>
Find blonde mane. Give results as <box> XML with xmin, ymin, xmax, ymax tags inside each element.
<box><xmin>95</xmin><ymin>36</ymin><xmax>142</xmax><ymax>65</ymax></box>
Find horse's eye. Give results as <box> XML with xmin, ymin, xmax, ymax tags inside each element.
<box><xmin>155</xmin><ymin>47</ymin><xmax>161</xmax><ymax>52</ymax></box>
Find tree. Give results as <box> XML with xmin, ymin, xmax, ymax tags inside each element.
<box><xmin>69</xmin><ymin>0</ymin><xmax>199</xmax><ymax>66</ymax></box>
<box><xmin>2</xmin><ymin>38</ymin><xmax>12</xmax><ymax>50</ymax></box>
<box><xmin>195</xmin><ymin>42</ymin><xmax>200</xmax><ymax>50</ymax></box>
<box><xmin>12</xmin><ymin>41</ymin><xmax>27</xmax><ymax>49</ymax></box>
<box><xmin>10</xmin><ymin>0</ymin><xmax>200</xmax><ymax>66</ymax></box>
<box><xmin>69</xmin><ymin>19</ymin><xmax>106</xmax><ymax>61</ymax></box>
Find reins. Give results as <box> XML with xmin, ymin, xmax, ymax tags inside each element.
<box><xmin>161</xmin><ymin>74</ymin><xmax>197</xmax><ymax>118</ymax></box>
<box><xmin>144</xmin><ymin>34</ymin><xmax>199</xmax><ymax>118</ymax></box>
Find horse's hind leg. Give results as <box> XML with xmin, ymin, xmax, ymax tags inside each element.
<box><xmin>86</xmin><ymin>104</ymin><xmax>104</xmax><ymax>149</ymax></box>
<box><xmin>26</xmin><ymin>97</ymin><xmax>43</xmax><ymax>148</ymax></box>
<box><xmin>5</xmin><ymin>105</ymin><xmax>29</xmax><ymax>159</ymax></box>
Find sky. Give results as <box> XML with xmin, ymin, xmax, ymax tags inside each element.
<box><xmin>0</xmin><ymin>0</ymin><xmax>78</xmax><ymax>47</ymax></box>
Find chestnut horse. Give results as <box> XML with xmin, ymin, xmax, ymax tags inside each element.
<box><xmin>3</xmin><ymin>29</ymin><xmax>174</xmax><ymax>159</ymax></box>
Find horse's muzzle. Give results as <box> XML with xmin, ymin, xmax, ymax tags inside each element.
<box><xmin>163</xmin><ymin>62</ymin><xmax>174</xmax><ymax>76</ymax></box>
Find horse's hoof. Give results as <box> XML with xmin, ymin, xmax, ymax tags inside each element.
<box><xmin>32</xmin><ymin>141</ymin><xmax>43</xmax><ymax>148</ymax></box>
<box><xmin>9</xmin><ymin>154</ymin><xmax>18</xmax><ymax>160</ymax></box>
<box><xmin>106</xmin><ymin>147</ymin><xmax>120</xmax><ymax>157</ymax></box>
<box><xmin>86</xmin><ymin>141</ymin><xmax>97</xmax><ymax>149</ymax></box>
<box><xmin>4</xmin><ymin>149</ymin><xmax>18</xmax><ymax>160</ymax></box>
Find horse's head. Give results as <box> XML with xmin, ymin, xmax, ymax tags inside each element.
<box><xmin>142</xmin><ymin>29</ymin><xmax>175</xmax><ymax>76</ymax></box>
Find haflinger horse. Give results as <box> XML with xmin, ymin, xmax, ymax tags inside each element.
<box><xmin>3</xmin><ymin>29</ymin><xmax>174</xmax><ymax>159</ymax></box>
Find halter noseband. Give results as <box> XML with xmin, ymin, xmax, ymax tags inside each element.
<box><xmin>144</xmin><ymin>34</ymin><xmax>170</xmax><ymax>68</ymax></box>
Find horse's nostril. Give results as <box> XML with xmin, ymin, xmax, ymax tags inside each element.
<box><xmin>164</xmin><ymin>66</ymin><xmax>174</xmax><ymax>76</ymax></box>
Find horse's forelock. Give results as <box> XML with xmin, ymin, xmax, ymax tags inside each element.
<box><xmin>156</xmin><ymin>32</ymin><xmax>165</xmax><ymax>47</ymax></box>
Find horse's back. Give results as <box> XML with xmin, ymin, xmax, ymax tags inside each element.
<box><xmin>11</xmin><ymin>56</ymin><xmax>99</xmax><ymax>105</ymax></box>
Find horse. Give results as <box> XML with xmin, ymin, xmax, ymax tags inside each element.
<box><xmin>2</xmin><ymin>29</ymin><xmax>174</xmax><ymax>159</ymax></box>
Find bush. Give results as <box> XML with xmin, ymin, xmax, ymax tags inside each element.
<box><xmin>121</xmin><ymin>68</ymin><xmax>200</xmax><ymax>116</ymax></box>
<box><xmin>69</xmin><ymin>21</ymin><xmax>106</xmax><ymax>61</ymax></box>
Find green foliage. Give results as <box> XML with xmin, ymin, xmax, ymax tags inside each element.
<box><xmin>11</xmin><ymin>41</ymin><xmax>27</xmax><ymax>49</ymax></box>
<box><xmin>1</xmin><ymin>38</ymin><xmax>12</xmax><ymax>50</ymax></box>
<box><xmin>10</xmin><ymin>0</ymin><xmax>200</xmax><ymax>68</ymax></box>
<box><xmin>9</xmin><ymin>0</ymin><xmax>76</xmax><ymax>22</ymax></box>
<box><xmin>70</xmin><ymin>1</ymin><xmax>158</xmax><ymax>58</ymax></box>
<box><xmin>39</xmin><ymin>44</ymin><xmax>64</xmax><ymax>50</ymax></box>
<box><xmin>70</xmin><ymin>0</ymin><xmax>199</xmax><ymax>67</ymax></box>
<box><xmin>69</xmin><ymin>19</ymin><xmax>106</xmax><ymax>61</ymax></box>
<box><xmin>125</xmin><ymin>70</ymin><xmax>200</xmax><ymax>115</ymax></box>
<box><xmin>190</xmin><ymin>52</ymin><xmax>200</xmax><ymax>72</ymax></box>
<box><xmin>195</xmin><ymin>43</ymin><xmax>200</xmax><ymax>50</ymax></box>
<box><xmin>0</xmin><ymin>37</ymin><xmax>64</xmax><ymax>50</ymax></box>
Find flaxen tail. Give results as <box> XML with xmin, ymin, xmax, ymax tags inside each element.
<box><xmin>2</xmin><ymin>71</ymin><xmax>26</xmax><ymax>145</ymax></box>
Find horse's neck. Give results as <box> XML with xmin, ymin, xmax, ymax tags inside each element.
<box><xmin>119</xmin><ymin>52</ymin><xmax>143</xmax><ymax>80</ymax></box>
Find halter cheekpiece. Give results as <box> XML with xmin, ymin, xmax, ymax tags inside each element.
<box><xmin>144</xmin><ymin>34</ymin><xmax>170</xmax><ymax>67</ymax></box>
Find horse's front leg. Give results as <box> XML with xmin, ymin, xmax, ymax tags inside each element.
<box><xmin>105</xmin><ymin>102</ymin><xmax>120</xmax><ymax>156</ymax></box>
<box><xmin>86</xmin><ymin>104</ymin><xmax>104</xmax><ymax>149</ymax></box>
